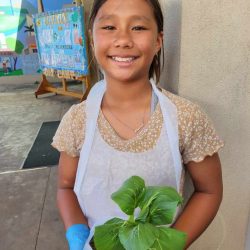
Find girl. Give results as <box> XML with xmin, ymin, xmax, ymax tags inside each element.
<box><xmin>52</xmin><ymin>0</ymin><xmax>224</xmax><ymax>249</ymax></box>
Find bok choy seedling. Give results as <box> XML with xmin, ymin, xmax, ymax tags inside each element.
<box><xmin>94</xmin><ymin>176</ymin><xmax>187</xmax><ymax>250</ymax></box>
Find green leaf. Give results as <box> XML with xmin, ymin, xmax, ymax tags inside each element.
<box><xmin>6</xmin><ymin>38</ymin><xmax>24</xmax><ymax>54</ymax></box>
<box><xmin>94</xmin><ymin>218</ymin><xmax>126</xmax><ymax>250</ymax></box>
<box><xmin>138</xmin><ymin>186</ymin><xmax>183</xmax><ymax>225</ymax></box>
<box><xmin>111</xmin><ymin>176</ymin><xmax>145</xmax><ymax>215</ymax></box>
<box><xmin>139</xmin><ymin>186</ymin><xmax>183</xmax><ymax>208</ymax></box>
<box><xmin>149</xmin><ymin>227</ymin><xmax>187</xmax><ymax>250</ymax></box>
<box><xmin>149</xmin><ymin>198</ymin><xmax>179</xmax><ymax>225</ymax></box>
<box><xmin>135</xmin><ymin>206</ymin><xmax>150</xmax><ymax>224</ymax></box>
<box><xmin>119</xmin><ymin>222</ymin><xmax>159</xmax><ymax>250</ymax></box>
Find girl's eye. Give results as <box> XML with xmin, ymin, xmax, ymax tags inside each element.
<box><xmin>132</xmin><ymin>26</ymin><xmax>147</xmax><ymax>31</ymax></box>
<box><xmin>102</xmin><ymin>26</ymin><xmax>115</xmax><ymax>30</ymax></box>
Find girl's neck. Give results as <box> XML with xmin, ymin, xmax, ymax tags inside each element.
<box><xmin>103</xmin><ymin>77</ymin><xmax>152</xmax><ymax>106</ymax></box>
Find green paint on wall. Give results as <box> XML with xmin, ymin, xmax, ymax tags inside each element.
<box><xmin>0</xmin><ymin>69</ymin><xmax>23</xmax><ymax>77</ymax></box>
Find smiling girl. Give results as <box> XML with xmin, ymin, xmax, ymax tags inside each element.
<box><xmin>52</xmin><ymin>0</ymin><xmax>224</xmax><ymax>249</ymax></box>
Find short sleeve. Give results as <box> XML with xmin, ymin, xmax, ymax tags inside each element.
<box><xmin>181</xmin><ymin>104</ymin><xmax>224</xmax><ymax>164</ymax></box>
<box><xmin>51</xmin><ymin>103</ymin><xmax>86</xmax><ymax>157</ymax></box>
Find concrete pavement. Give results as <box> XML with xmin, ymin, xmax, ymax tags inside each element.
<box><xmin>0</xmin><ymin>80</ymin><xmax>80</xmax><ymax>250</ymax></box>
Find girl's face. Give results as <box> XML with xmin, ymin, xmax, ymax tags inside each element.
<box><xmin>91</xmin><ymin>0</ymin><xmax>163</xmax><ymax>83</ymax></box>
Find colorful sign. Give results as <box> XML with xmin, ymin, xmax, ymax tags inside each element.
<box><xmin>0</xmin><ymin>0</ymin><xmax>39</xmax><ymax>76</ymax></box>
<box><xmin>33</xmin><ymin>7</ymin><xmax>89</xmax><ymax>79</ymax></box>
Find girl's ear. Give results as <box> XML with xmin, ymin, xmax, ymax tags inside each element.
<box><xmin>156</xmin><ymin>31</ymin><xmax>163</xmax><ymax>53</ymax></box>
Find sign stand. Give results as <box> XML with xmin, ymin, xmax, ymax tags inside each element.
<box><xmin>35</xmin><ymin>75</ymin><xmax>91</xmax><ymax>101</ymax></box>
<box><xmin>34</xmin><ymin>1</ymin><xmax>91</xmax><ymax>101</ymax></box>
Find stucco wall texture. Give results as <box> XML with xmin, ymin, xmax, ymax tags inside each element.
<box><xmin>178</xmin><ymin>1</ymin><xmax>250</xmax><ymax>249</ymax></box>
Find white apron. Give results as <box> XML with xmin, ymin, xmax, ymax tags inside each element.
<box><xmin>74</xmin><ymin>79</ymin><xmax>184</xmax><ymax>250</ymax></box>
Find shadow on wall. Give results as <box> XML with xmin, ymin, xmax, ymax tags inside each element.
<box><xmin>160</xmin><ymin>0</ymin><xmax>182</xmax><ymax>94</ymax></box>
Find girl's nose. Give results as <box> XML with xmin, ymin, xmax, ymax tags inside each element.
<box><xmin>113</xmin><ymin>31</ymin><xmax>133</xmax><ymax>48</ymax></box>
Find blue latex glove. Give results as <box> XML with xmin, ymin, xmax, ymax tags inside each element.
<box><xmin>66</xmin><ymin>224</ymin><xmax>90</xmax><ymax>250</ymax></box>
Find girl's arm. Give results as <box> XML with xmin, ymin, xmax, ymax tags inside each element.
<box><xmin>57</xmin><ymin>152</ymin><xmax>88</xmax><ymax>229</ymax></box>
<box><xmin>172</xmin><ymin>152</ymin><xmax>223</xmax><ymax>249</ymax></box>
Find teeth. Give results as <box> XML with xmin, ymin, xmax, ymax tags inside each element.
<box><xmin>112</xmin><ymin>57</ymin><xmax>135</xmax><ymax>62</ymax></box>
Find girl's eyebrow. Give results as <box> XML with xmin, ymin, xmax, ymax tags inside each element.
<box><xmin>97</xmin><ymin>14</ymin><xmax>116</xmax><ymax>22</ymax></box>
<box><xmin>130</xmin><ymin>15</ymin><xmax>151</xmax><ymax>22</ymax></box>
<box><xmin>97</xmin><ymin>14</ymin><xmax>151</xmax><ymax>23</ymax></box>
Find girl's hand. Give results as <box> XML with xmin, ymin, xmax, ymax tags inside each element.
<box><xmin>66</xmin><ymin>224</ymin><xmax>90</xmax><ymax>250</ymax></box>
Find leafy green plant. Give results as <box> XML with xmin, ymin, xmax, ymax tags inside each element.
<box><xmin>94</xmin><ymin>176</ymin><xmax>187</xmax><ymax>250</ymax></box>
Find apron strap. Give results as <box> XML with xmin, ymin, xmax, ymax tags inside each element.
<box><xmin>74</xmin><ymin>80</ymin><xmax>106</xmax><ymax>194</ymax></box>
<box><xmin>150</xmin><ymin>80</ymin><xmax>183</xmax><ymax>193</ymax></box>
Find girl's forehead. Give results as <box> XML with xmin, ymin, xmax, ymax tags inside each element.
<box><xmin>95</xmin><ymin>0</ymin><xmax>154</xmax><ymax>20</ymax></box>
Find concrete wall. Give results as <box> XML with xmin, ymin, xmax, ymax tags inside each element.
<box><xmin>178</xmin><ymin>1</ymin><xmax>250</xmax><ymax>249</ymax></box>
<box><xmin>159</xmin><ymin>0</ymin><xmax>182</xmax><ymax>94</ymax></box>
<box><xmin>0</xmin><ymin>75</ymin><xmax>41</xmax><ymax>85</ymax></box>
<box><xmin>0</xmin><ymin>75</ymin><xmax>60</xmax><ymax>85</ymax></box>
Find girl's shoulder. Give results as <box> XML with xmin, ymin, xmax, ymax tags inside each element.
<box><xmin>160</xmin><ymin>89</ymin><xmax>224</xmax><ymax>164</ymax></box>
<box><xmin>67</xmin><ymin>100</ymin><xmax>87</xmax><ymax>119</ymax></box>
<box><xmin>51</xmin><ymin>101</ymin><xmax>87</xmax><ymax>157</ymax></box>
<box><xmin>161</xmin><ymin>88</ymin><xmax>201</xmax><ymax>118</ymax></box>
<box><xmin>59</xmin><ymin>100</ymin><xmax>87</xmax><ymax>132</ymax></box>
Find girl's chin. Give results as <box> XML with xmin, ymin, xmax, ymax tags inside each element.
<box><xmin>105</xmin><ymin>73</ymin><xmax>141</xmax><ymax>83</ymax></box>
<box><xmin>102</xmin><ymin>67</ymin><xmax>145</xmax><ymax>81</ymax></box>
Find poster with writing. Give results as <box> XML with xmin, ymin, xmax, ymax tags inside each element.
<box><xmin>33</xmin><ymin>6</ymin><xmax>89</xmax><ymax>78</ymax></box>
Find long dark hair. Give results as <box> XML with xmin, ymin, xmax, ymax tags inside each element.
<box><xmin>88</xmin><ymin>0</ymin><xmax>164</xmax><ymax>83</ymax></box>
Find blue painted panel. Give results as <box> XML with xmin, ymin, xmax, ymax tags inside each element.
<box><xmin>33</xmin><ymin>6</ymin><xmax>89</xmax><ymax>77</ymax></box>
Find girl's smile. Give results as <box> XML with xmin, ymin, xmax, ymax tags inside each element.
<box><xmin>108</xmin><ymin>55</ymin><xmax>139</xmax><ymax>67</ymax></box>
<box><xmin>91</xmin><ymin>0</ymin><xmax>163</xmax><ymax>83</ymax></box>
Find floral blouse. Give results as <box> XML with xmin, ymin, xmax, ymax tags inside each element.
<box><xmin>52</xmin><ymin>89</ymin><xmax>224</xmax><ymax>165</ymax></box>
